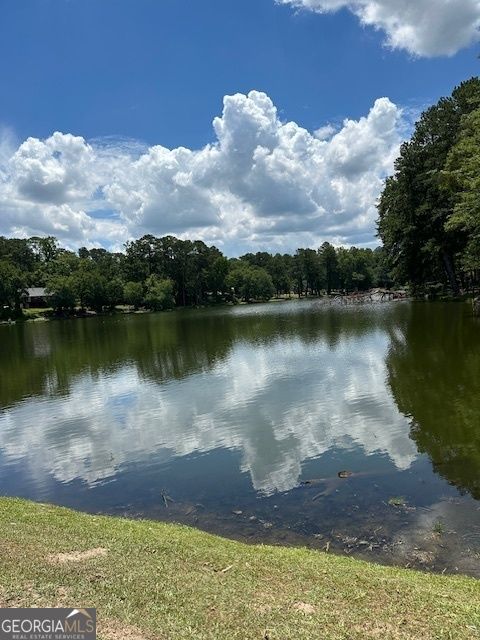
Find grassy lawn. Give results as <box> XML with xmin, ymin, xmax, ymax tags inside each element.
<box><xmin>0</xmin><ymin>498</ymin><xmax>479</xmax><ymax>640</ymax></box>
<box><xmin>22</xmin><ymin>307</ymin><xmax>53</xmax><ymax>318</ymax></box>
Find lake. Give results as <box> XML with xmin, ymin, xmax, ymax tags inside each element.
<box><xmin>1</xmin><ymin>300</ymin><xmax>480</xmax><ymax>575</ymax></box>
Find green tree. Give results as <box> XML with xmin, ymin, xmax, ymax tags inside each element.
<box><xmin>73</xmin><ymin>267</ymin><xmax>109</xmax><ymax>312</ymax></box>
<box><xmin>124</xmin><ymin>235</ymin><xmax>162</xmax><ymax>282</ymax></box>
<box><xmin>249</xmin><ymin>268</ymin><xmax>275</xmax><ymax>301</ymax></box>
<box><xmin>378</xmin><ymin>77</ymin><xmax>480</xmax><ymax>293</ymax></box>
<box><xmin>46</xmin><ymin>276</ymin><xmax>76</xmax><ymax>312</ymax></box>
<box><xmin>227</xmin><ymin>264</ymin><xmax>274</xmax><ymax>302</ymax></box>
<box><xmin>271</xmin><ymin>254</ymin><xmax>292</xmax><ymax>297</ymax></box>
<box><xmin>123</xmin><ymin>282</ymin><xmax>144</xmax><ymax>310</ymax></box>
<box><xmin>0</xmin><ymin>261</ymin><xmax>26</xmax><ymax>312</ymax></box>
<box><xmin>29</xmin><ymin>236</ymin><xmax>59</xmax><ymax>263</ymax></box>
<box><xmin>372</xmin><ymin>247</ymin><xmax>393</xmax><ymax>289</ymax></box>
<box><xmin>206</xmin><ymin>256</ymin><xmax>229</xmax><ymax>300</ymax></box>
<box><xmin>443</xmin><ymin>108</ymin><xmax>480</xmax><ymax>281</ymax></box>
<box><xmin>0</xmin><ymin>237</ymin><xmax>35</xmax><ymax>273</ymax></box>
<box><xmin>78</xmin><ymin>247</ymin><xmax>125</xmax><ymax>283</ymax></box>
<box><xmin>106</xmin><ymin>278</ymin><xmax>124</xmax><ymax>310</ymax></box>
<box><xmin>226</xmin><ymin>262</ymin><xmax>250</xmax><ymax>299</ymax></box>
<box><xmin>33</xmin><ymin>249</ymin><xmax>80</xmax><ymax>286</ymax></box>
<box><xmin>293</xmin><ymin>249</ymin><xmax>324</xmax><ymax>296</ymax></box>
<box><xmin>144</xmin><ymin>276</ymin><xmax>175</xmax><ymax>311</ymax></box>
<box><xmin>319</xmin><ymin>242</ymin><xmax>339</xmax><ymax>294</ymax></box>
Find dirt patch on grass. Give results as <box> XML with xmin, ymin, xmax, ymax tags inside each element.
<box><xmin>48</xmin><ymin>548</ymin><xmax>108</xmax><ymax>564</ymax></box>
<box><xmin>351</xmin><ymin>620</ymin><xmax>426</xmax><ymax>639</ymax></box>
<box><xmin>292</xmin><ymin>601</ymin><xmax>316</xmax><ymax>615</ymax></box>
<box><xmin>0</xmin><ymin>588</ymin><xmax>158</xmax><ymax>640</ymax></box>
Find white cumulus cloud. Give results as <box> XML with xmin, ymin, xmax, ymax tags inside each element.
<box><xmin>277</xmin><ymin>0</ymin><xmax>480</xmax><ymax>57</ymax></box>
<box><xmin>0</xmin><ymin>91</ymin><xmax>405</xmax><ymax>252</ymax></box>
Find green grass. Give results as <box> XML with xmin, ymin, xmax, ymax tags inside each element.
<box><xmin>0</xmin><ymin>498</ymin><xmax>479</xmax><ymax>639</ymax></box>
<box><xmin>22</xmin><ymin>307</ymin><xmax>52</xmax><ymax>319</ymax></box>
<box><xmin>433</xmin><ymin>520</ymin><xmax>446</xmax><ymax>535</ymax></box>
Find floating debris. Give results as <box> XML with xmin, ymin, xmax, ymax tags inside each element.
<box><xmin>160</xmin><ymin>491</ymin><xmax>174</xmax><ymax>508</ymax></box>
<box><xmin>388</xmin><ymin>496</ymin><xmax>407</xmax><ymax>507</ymax></box>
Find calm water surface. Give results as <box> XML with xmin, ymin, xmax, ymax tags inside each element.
<box><xmin>1</xmin><ymin>300</ymin><xmax>480</xmax><ymax>575</ymax></box>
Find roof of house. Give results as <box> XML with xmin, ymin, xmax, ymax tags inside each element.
<box><xmin>26</xmin><ymin>287</ymin><xmax>49</xmax><ymax>297</ymax></box>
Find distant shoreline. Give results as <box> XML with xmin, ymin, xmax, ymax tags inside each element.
<box><xmin>3</xmin><ymin>291</ymin><xmax>479</xmax><ymax>326</ymax></box>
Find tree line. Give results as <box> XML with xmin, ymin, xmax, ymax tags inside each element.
<box><xmin>378</xmin><ymin>76</ymin><xmax>480</xmax><ymax>296</ymax></box>
<box><xmin>0</xmin><ymin>234</ymin><xmax>390</xmax><ymax>317</ymax></box>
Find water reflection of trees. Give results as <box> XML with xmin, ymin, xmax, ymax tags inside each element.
<box><xmin>1</xmin><ymin>303</ymin><xmax>409</xmax><ymax>409</ymax></box>
<box><xmin>1</xmin><ymin>314</ymin><xmax>231</xmax><ymax>407</ymax></box>
<box><xmin>386</xmin><ymin>303</ymin><xmax>480</xmax><ymax>499</ymax></box>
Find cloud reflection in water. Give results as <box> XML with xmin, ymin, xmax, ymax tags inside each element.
<box><xmin>0</xmin><ymin>326</ymin><xmax>416</xmax><ymax>495</ymax></box>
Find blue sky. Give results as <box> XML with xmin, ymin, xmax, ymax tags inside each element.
<box><xmin>0</xmin><ymin>0</ymin><xmax>479</xmax><ymax>253</ymax></box>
